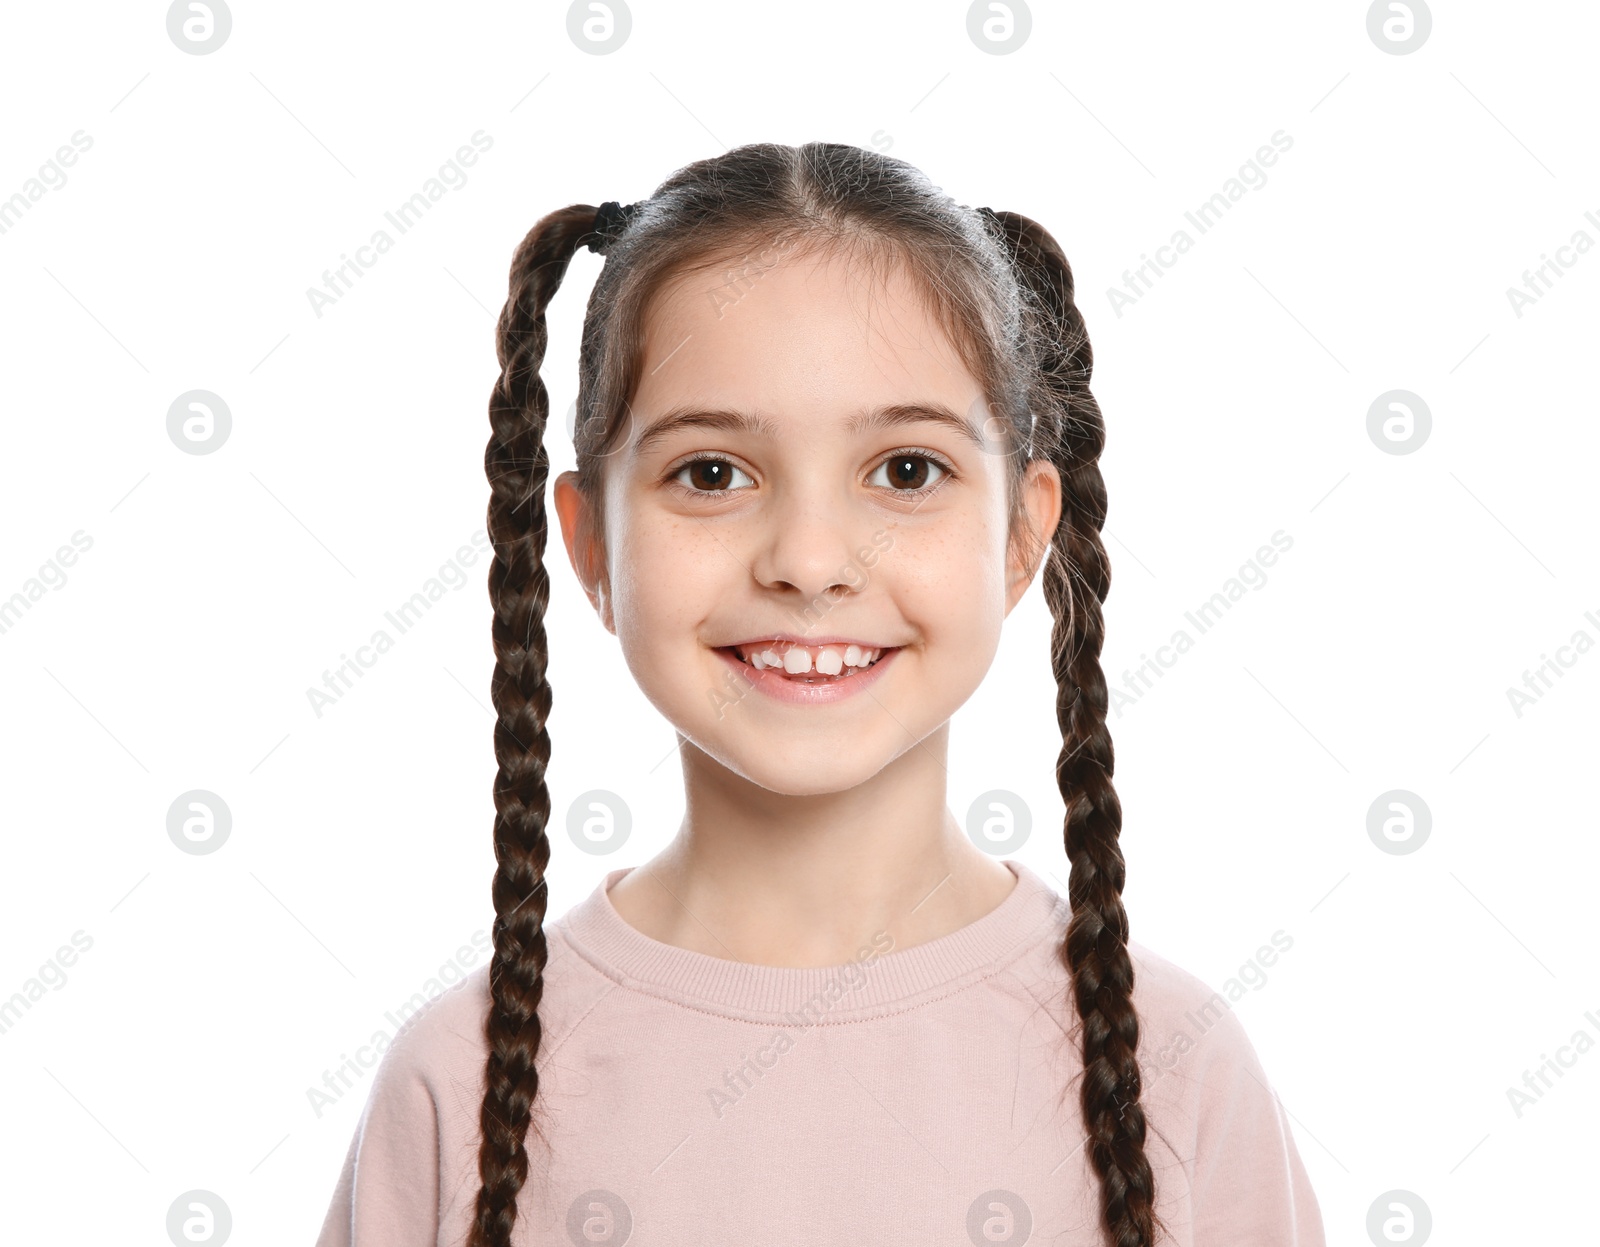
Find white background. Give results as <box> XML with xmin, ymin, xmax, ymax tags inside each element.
<box><xmin>1</xmin><ymin>1</ymin><xmax>1595</xmax><ymax>1243</ymax></box>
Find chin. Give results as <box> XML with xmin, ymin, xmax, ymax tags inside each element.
<box><xmin>697</xmin><ymin>738</ymin><xmax>892</xmax><ymax>797</ymax></box>
<box><xmin>737</xmin><ymin>766</ymin><xmax>886</xmax><ymax>799</ymax></box>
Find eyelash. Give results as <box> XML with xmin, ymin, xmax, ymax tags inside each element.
<box><xmin>666</xmin><ymin>448</ymin><xmax>957</xmax><ymax>499</ymax></box>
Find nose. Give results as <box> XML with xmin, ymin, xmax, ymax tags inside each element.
<box><xmin>746</xmin><ymin>481</ymin><xmax>866</xmax><ymax>604</ymax></box>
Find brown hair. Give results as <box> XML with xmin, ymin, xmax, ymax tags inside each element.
<box><xmin>476</xmin><ymin>141</ymin><xmax>1162</xmax><ymax>1247</ymax></box>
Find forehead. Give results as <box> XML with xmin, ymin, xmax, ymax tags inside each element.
<box><xmin>631</xmin><ymin>244</ymin><xmax>980</xmax><ymax>421</ymax></box>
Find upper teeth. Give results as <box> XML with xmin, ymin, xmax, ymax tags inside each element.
<box><xmin>735</xmin><ymin>642</ymin><xmax>883</xmax><ymax>674</ymax></box>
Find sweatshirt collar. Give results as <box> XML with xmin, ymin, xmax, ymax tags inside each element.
<box><xmin>555</xmin><ymin>858</ymin><xmax>1066</xmax><ymax>1023</ymax></box>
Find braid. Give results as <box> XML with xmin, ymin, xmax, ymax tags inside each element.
<box><xmin>984</xmin><ymin>210</ymin><xmax>1165</xmax><ymax>1247</ymax></box>
<box><xmin>470</xmin><ymin>204</ymin><xmax>598</xmax><ymax>1247</ymax></box>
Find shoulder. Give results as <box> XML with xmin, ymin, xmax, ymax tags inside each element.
<box><xmin>1005</xmin><ymin>917</ymin><xmax>1269</xmax><ymax>1069</ymax></box>
<box><xmin>1127</xmin><ymin>940</ymin><xmax>1326</xmax><ymax>1243</ymax></box>
<box><xmin>336</xmin><ymin>942</ymin><xmax>589</xmax><ymax>1180</ymax></box>
<box><xmin>365</xmin><ymin>924</ymin><xmax>614</xmax><ymax>1105</ymax></box>
<box><xmin>314</xmin><ymin>932</ymin><xmax>618</xmax><ymax>1247</ymax></box>
<box><xmin>313</xmin><ymin>969</ymin><xmax>491</xmax><ymax>1247</ymax></box>
<box><xmin>345</xmin><ymin>962</ymin><xmax>492</xmax><ymax>1151</ymax></box>
<box><xmin>377</xmin><ymin>962</ymin><xmax>491</xmax><ymax>1082</ymax></box>
<box><xmin>1127</xmin><ymin>937</ymin><xmax>1269</xmax><ymax>1109</ymax></box>
<box><xmin>1001</xmin><ymin>910</ymin><xmax>1283</xmax><ymax>1111</ymax></box>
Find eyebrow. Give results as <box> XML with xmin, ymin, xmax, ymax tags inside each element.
<box><xmin>629</xmin><ymin>401</ymin><xmax>987</xmax><ymax>457</ymax></box>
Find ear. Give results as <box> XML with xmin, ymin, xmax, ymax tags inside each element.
<box><xmin>1005</xmin><ymin>459</ymin><xmax>1062</xmax><ymax>614</ymax></box>
<box><xmin>552</xmin><ymin>470</ymin><xmax>615</xmax><ymax>634</ymax></box>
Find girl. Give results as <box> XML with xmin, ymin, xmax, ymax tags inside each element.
<box><xmin>315</xmin><ymin>142</ymin><xmax>1324</xmax><ymax>1247</ymax></box>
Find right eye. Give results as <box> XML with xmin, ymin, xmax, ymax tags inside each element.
<box><xmin>670</xmin><ymin>456</ymin><xmax>756</xmax><ymax>495</ymax></box>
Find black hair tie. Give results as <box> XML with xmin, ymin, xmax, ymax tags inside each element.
<box><xmin>586</xmin><ymin>200</ymin><xmax>639</xmax><ymax>255</ymax></box>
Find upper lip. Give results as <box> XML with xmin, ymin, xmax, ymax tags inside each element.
<box><xmin>718</xmin><ymin>633</ymin><xmax>901</xmax><ymax>649</ymax></box>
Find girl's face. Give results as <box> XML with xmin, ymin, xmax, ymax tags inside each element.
<box><xmin>554</xmin><ymin>244</ymin><xmax>1061</xmax><ymax>797</ymax></box>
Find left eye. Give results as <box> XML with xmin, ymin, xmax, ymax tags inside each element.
<box><xmin>868</xmin><ymin>454</ymin><xmax>948</xmax><ymax>492</ymax></box>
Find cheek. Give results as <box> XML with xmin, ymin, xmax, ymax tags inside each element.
<box><xmin>607</xmin><ymin>512</ymin><xmax>723</xmax><ymax>659</ymax></box>
<box><xmin>892</xmin><ymin>522</ymin><xmax>1010</xmax><ymax>645</ymax></box>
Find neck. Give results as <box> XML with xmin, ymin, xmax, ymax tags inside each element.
<box><xmin>605</xmin><ymin>723</ymin><xmax>1018</xmax><ymax>967</ymax></box>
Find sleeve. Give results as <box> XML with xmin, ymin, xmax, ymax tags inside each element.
<box><xmin>313</xmin><ymin>1026</ymin><xmax>444</xmax><ymax>1247</ymax></box>
<box><xmin>1186</xmin><ymin>1007</ymin><xmax>1326</xmax><ymax>1247</ymax></box>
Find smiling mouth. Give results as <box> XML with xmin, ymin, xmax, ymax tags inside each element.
<box><xmin>718</xmin><ymin>640</ymin><xmax>896</xmax><ymax>681</ymax></box>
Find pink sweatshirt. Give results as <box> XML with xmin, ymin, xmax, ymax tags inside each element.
<box><xmin>314</xmin><ymin>860</ymin><xmax>1325</xmax><ymax>1246</ymax></box>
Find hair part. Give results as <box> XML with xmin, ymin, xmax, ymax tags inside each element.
<box><xmin>474</xmin><ymin>141</ymin><xmax>1165</xmax><ymax>1247</ymax></box>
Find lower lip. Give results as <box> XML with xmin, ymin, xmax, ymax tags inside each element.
<box><xmin>713</xmin><ymin>646</ymin><xmax>900</xmax><ymax>705</ymax></box>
